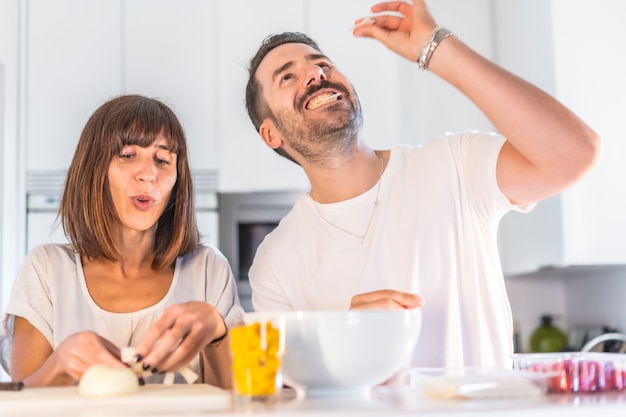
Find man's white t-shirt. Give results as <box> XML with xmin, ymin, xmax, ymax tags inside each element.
<box><xmin>1</xmin><ymin>244</ymin><xmax>244</xmax><ymax>380</ymax></box>
<box><xmin>250</xmin><ymin>132</ymin><xmax>532</xmax><ymax>369</ymax></box>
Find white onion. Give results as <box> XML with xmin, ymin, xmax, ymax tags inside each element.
<box><xmin>78</xmin><ymin>365</ymin><xmax>139</xmax><ymax>397</ymax></box>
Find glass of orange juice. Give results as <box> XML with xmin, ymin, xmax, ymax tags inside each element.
<box><xmin>229</xmin><ymin>314</ymin><xmax>285</xmax><ymax>402</ymax></box>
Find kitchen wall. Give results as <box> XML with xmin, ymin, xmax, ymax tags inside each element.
<box><xmin>565</xmin><ymin>269</ymin><xmax>626</xmax><ymax>336</ymax></box>
<box><xmin>505</xmin><ymin>266</ymin><xmax>626</xmax><ymax>353</ymax></box>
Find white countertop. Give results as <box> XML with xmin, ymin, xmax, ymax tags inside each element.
<box><xmin>3</xmin><ymin>385</ymin><xmax>626</xmax><ymax>416</ymax></box>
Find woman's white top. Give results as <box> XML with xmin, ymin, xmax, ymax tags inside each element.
<box><xmin>1</xmin><ymin>244</ymin><xmax>244</xmax><ymax>379</ymax></box>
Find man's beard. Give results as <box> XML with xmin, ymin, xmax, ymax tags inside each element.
<box><xmin>270</xmin><ymin>82</ymin><xmax>364</xmax><ymax>164</ymax></box>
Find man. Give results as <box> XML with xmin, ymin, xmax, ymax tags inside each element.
<box><xmin>244</xmin><ymin>1</ymin><xmax>600</xmax><ymax>367</ymax></box>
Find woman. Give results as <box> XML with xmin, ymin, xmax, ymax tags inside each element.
<box><xmin>0</xmin><ymin>95</ymin><xmax>243</xmax><ymax>387</ymax></box>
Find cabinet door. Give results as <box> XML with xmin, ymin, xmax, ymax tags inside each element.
<box><xmin>551</xmin><ymin>0</ymin><xmax>626</xmax><ymax>265</ymax></box>
<box><xmin>215</xmin><ymin>0</ymin><xmax>309</xmax><ymax>192</ymax></box>
<box><xmin>26</xmin><ymin>0</ymin><xmax>121</xmax><ymax>171</ymax></box>
<box><xmin>124</xmin><ymin>0</ymin><xmax>218</xmax><ymax>171</ymax></box>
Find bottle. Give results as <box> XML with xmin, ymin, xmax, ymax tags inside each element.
<box><xmin>513</xmin><ymin>321</ymin><xmax>521</xmax><ymax>353</ymax></box>
<box><xmin>530</xmin><ymin>314</ymin><xmax>568</xmax><ymax>352</ymax></box>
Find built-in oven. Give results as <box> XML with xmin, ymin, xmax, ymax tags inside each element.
<box><xmin>217</xmin><ymin>191</ymin><xmax>304</xmax><ymax>312</ymax></box>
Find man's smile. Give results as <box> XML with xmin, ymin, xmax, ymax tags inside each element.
<box><xmin>306</xmin><ymin>91</ymin><xmax>343</xmax><ymax>110</ymax></box>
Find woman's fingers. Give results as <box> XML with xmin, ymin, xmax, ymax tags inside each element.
<box><xmin>135</xmin><ymin>302</ymin><xmax>223</xmax><ymax>373</ymax></box>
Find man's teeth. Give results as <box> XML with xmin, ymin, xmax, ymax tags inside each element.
<box><xmin>308</xmin><ymin>92</ymin><xmax>341</xmax><ymax>110</ymax></box>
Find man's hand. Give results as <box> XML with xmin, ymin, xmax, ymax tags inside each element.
<box><xmin>350</xmin><ymin>289</ymin><xmax>424</xmax><ymax>310</ymax></box>
<box><xmin>352</xmin><ymin>0</ymin><xmax>437</xmax><ymax>62</ymax></box>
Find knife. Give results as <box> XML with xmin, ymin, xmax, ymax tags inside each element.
<box><xmin>0</xmin><ymin>381</ymin><xmax>24</xmax><ymax>391</ymax></box>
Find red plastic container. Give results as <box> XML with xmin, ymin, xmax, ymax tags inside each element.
<box><xmin>513</xmin><ymin>352</ymin><xmax>626</xmax><ymax>393</ymax></box>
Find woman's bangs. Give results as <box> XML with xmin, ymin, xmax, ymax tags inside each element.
<box><xmin>118</xmin><ymin>111</ymin><xmax>181</xmax><ymax>154</ymax></box>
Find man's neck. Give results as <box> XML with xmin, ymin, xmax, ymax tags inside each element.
<box><xmin>307</xmin><ymin>147</ymin><xmax>385</xmax><ymax>203</ymax></box>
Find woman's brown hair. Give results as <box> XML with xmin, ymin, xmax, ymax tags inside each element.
<box><xmin>59</xmin><ymin>94</ymin><xmax>199</xmax><ymax>270</ymax></box>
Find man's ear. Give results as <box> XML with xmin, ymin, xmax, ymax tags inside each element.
<box><xmin>259</xmin><ymin>119</ymin><xmax>283</xmax><ymax>150</ymax></box>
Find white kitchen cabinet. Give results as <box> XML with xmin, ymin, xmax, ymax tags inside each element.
<box><xmin>26</xmin><ymin>0</ymin><xmax>122</xmax><ymax>171</ymax></box>
<box><xmin>26</xmin><ymin>0</ymin><xmax>219</xmax><ymax>172</ymax></box>
<box><xmin>215</xmin><ymin>0</ymin><xmax>309</xmax><ymax>192</ymax></box>
<box><xmin>124</xmin><ymin>0</ymin><xmax>219</xmax><ymax>171</ymax></box>
<box><xmin>495</xmin><ymin>0</ymin><xmax>626</xmax><ymax>275</ymax></box>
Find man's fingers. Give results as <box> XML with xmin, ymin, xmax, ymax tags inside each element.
<box><xmin>350</xmin><ymin>290</ymin><xmax>424</xmax><ymax>310</ymax></box>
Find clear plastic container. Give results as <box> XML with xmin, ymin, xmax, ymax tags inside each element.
<box><xmin>513</xmin><ymin>352</ymin><xmax>626</xmax><ymax>393</ymax></box>
<box><xmin>405</xmin><ymin>367</ymin><xmax>551</xmax><ymax>400</ymax></box>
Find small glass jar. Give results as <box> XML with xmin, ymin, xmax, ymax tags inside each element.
<box><xmin>229</xmin><ymin>316</ymin><xmax>285</xmax><ymax>402</ymax></box>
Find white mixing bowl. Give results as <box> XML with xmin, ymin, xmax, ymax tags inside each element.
<box><xmin>245</xmin><ymin>309</ymin><xmax>422</xmax><ymax>397</ymax></box>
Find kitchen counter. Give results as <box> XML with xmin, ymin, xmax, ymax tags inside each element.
<box><xmin>2</xmin><ymin>385</ymin><xmax>626</xmax><ymax>416</ymax></box>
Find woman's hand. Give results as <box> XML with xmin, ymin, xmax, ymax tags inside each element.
<box><xmin>51</xmin><ymin>331</ymin><xmax>125</xmax><ymax>381</ymax></box>
<box><xmin>352</xmin><ymin>0</ymin><xmax>438</xmax><ymax>62</ymax></box>
<box><xmin>133</xmin><ymin>301</ymin><xmax>226</xmax><ymax>374</ymax></box>
<box><xmin>12</xmin><ymin>316</ymin><xmax>124</xmax><ymax>386</ymax></box>
<box><xmin>350</xmin><ymin>289</ymin><xmax>424</xmax><ymax>310</ymax></box>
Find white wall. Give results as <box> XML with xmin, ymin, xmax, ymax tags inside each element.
<box><xmin>0</xmin><ymin>0</ymin><xmax>20</xmax><ymax>383</ymax></box>
<box><xmin>506</xmin><ymin>265</ymin><xmax>626</xmax><ymax>353</ymax></box>
<box><xmin>505</xmin><ymin>275</ymin><xmax>568</xmax><ymax>352</ymax></box>
<box><xmin>565</xmin><ymin>268</ymin><xmax>626</xmax><ymax>334</ymax></box>
<box><xmin>0</xmin><ymin>0</ymin><xmax>20</xmax><ymax>317</ymax></box>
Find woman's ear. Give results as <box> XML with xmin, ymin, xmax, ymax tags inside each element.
<box><xmin>259</xmin><ymin>119</ymin><xmax>283</xmax><ymax>150</ymax></box>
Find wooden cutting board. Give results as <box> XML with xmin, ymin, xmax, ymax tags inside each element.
<box><xmin>0</xmin><ymin>383</ymin><xmax>232</xmax><ymax>413</ymax></box>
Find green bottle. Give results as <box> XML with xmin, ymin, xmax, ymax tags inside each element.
<box><xmin>530</xmin><ymin>314</ymin><xmax>568</xmax><ymax>352</ymax></box>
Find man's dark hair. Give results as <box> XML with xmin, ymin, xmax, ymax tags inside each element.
<box><xmin>245</xmin><ymin>32</ymin><xmax>322</xmax><ymax>132</ymax></box>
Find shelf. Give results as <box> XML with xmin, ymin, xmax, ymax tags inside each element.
<box><xmin>506</xmin><ymin>264</ymin><xmax>626</xmax><ymax>280</ymax></box>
